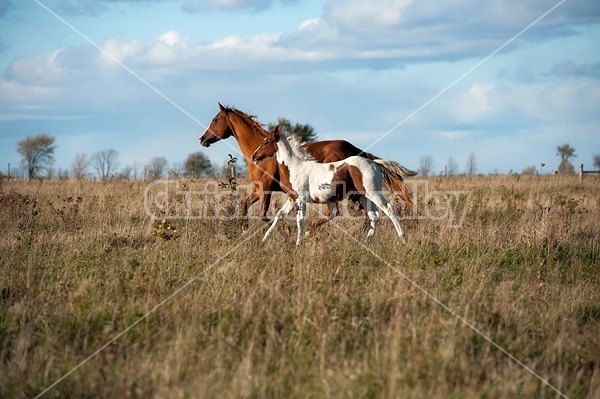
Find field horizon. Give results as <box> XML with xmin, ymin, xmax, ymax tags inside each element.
<box><xmin>0</xmin><ymin>174</ymin><xmax>598</xmax><ymax>398</ymax></box>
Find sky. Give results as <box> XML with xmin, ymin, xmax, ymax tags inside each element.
<box><xmin>1</xmin><ymin>0</ymin><xmax>599</xmax><ymax>177</ymax></box>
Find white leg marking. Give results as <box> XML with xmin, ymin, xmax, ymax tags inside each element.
<box><xmin>262</xmin><ymin>199</ymin><xmax>296</xmax><ymax>242</ymax></box>
<box><xmin>359</xmin><ymin>196</ymin><xmax>380</xmax><ymax>242</ymax></box>
<box><xmin>296</xmin><ymin>201</ymin><xmax>306</xmax><ymax>245</ymax></box>
<box><xmin>366</xmin><ymin>193</ymin><xmax>406</xmax><ymax>243</ymax></box>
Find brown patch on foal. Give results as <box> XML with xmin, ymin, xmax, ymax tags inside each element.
<box><xmin>347</xmin><ymin>165</ymin><xmax>366</xmax><ymax>193</ymax></box>
<box><xmin>330</xmin><ymin>163</ymin><xmax>366</xmax><ymax>201</ymax></box>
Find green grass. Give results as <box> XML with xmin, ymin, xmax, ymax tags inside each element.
<box><xmin>0</xmin><ymin>175</ymin><xmax>599</xmax><ymax>398</ymax></box>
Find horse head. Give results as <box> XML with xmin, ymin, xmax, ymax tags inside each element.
<box><xmin>250</xmin><ymin>126</ymin><xmax>280</xmax><ymax>164</ymax></box>
<box><xmin>199</xmin><ymin>102</ymin><xmax>234</xmax><ymax>147</ymax></box>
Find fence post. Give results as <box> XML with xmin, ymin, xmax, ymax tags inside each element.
<box><xmin>579</xmin><ymin>163</ymin><xmax>583</xmax><ymax>187</ymax></box>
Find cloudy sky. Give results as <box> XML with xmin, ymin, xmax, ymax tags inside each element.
<box><xmin>1</xmin><ymin>0</ymin><xmax>599</xmax><ymax>176</ymax></box>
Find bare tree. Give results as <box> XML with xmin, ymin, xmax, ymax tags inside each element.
<box><xmin>132</xmin><ymin>161</ymin><xmax>142</xmax><ymax>180</ymax></box>
<box><xmin>418</xmin><ymin>155</ymin><xmax>434</xmax><ymax>177</ymax></box>
<box><xmin>119</xmin><ymin>164</ymin><xmax>133</xmax><ymax>180</ymax></box>
<box><xmin>145</xmin><ymin>156</ymin><xmax>168</xmax><ymax>180</ymax></box>
<box><xmin>56</xmin><ymin>168</ymin><xmax>70</xmax><ymax>180</ymax></box>
<box><xmin>466</xmin><ymin>152</ymin><xmax>477</xmax><ymax>175</ymax></box>
<box><xmin>71</xmin><ymin>153</ymin><xmax>91</xmax><ymax>180</ymax></box>
<box><xmin>17</xmin><ymin>134</ymin><xmax>56</xmax><ymax>180</ymax></box>
<box><xmin>556</xmin><ymin>144</ymin><xmax>576</xmax><ymax>174</ymax></box>
<box><xmin>446</xmin><ymin>157</ymin><xmax>459</xmax><ymax>176</ymax></box>
<box><xmin>169</xmin><ymin>162</ymin><xmax>183</xmax><ymax>178</ymax></box>
<box><xmin>92</xmin><ymin>149</ymin><xmax>119</xmax><ymax>179</ymax></box>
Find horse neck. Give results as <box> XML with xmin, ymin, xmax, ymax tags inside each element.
<box><xmin>275</xmin><ymin>138</ymin><xmax>303</xmax><ymax>171</ymax></box>
<box><xmin>227</xmin><ymin>113</ymin><xmax>265</xmax><ymax>160</ymax></box>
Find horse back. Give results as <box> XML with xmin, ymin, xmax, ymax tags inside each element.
<box><xmin>302</xmin><ymin>140</ymin><xmax>379</xmax><ymax>163</ymax></box>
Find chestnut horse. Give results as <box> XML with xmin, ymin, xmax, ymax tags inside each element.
<box><xmin>199</xmin><ymin>103</ymin><xmax>416</xmax><ymax>230</ymax></box>
<box><xmin>251</xmin><ymin>126</ymin><xmax>407</xmax><ymax>245</ymax></box>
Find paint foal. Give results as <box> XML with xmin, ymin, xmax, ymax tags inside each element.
<box><xmin>251</xmin><ymin>126</ymin><xmax>407</xmax><ymax>245</ymax></box>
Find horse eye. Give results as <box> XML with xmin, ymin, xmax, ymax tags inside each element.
<box><xmin>263</xmin><ymin>139</ymin><xmax>267</xmax><ymax>144</ymax></box>
<box><xmin>213</xmin><ymin>118</ymin><xmax>218</xmax><ymax>123</ymax></box>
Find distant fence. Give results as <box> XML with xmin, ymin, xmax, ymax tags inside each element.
<box><xmin>579</xmin><ymin>164</ymin><xmax>600</xmax><ymax>187</ymax></box>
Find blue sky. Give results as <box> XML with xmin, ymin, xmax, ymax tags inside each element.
<box><xmin>1</xmin><ymin>0</ymin><xmax>599</xmax><ymax>176</ymax></box>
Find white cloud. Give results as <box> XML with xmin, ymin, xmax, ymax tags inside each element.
<box><xmin>325</xmin><ymin>0</ymin><xmax>412</xmax><ymax>32</ymax></box>
<box><xmin>210</xmin><ymin>33</ymin><xmax>279</xmax><ymax>51</ymax></box>
<box><xmin>7</xmin><ymin>49</ymin><xmax>68</xmax><ymax>85</ymax></box>
<box><xmin>9</xmin><ymin>1</ymin><xmax>598</xmax><ymax>83</ymax></box>
<box><xmin>54</xmin><ymin>0</ymin><xmax>289</xmax><ymax>15</ymax></box>
<box><xmin>158</xmin><ymin>30</ymin><xmax>181</xmax><ymax>46</ymax></box>
<box><xmin>99</xmin><ymin>38</ymin><xmax>142</xmax><ymax>65</ymax></box>
<box><xmin>2</xmin><ymin>1</ymin><xmax>599</xmax><ymax>174</ymax></box>
<box><xmin>510</xmin><ymin>81</ymin><xmax>600</xmax><ymax>124</ymax></box>
<box><xmin>181</xmin><ymin>0</ymin><xmax>290</xmax><ymax>13</ymax></box>
<box><xmin>455</xmin><ymin>84</ymin><xmax>495</xmax><ymax>123</ymax></box>
<box><xmin>271</xmin><ymin>1</ymin><xmax>600</xmax><ymax>70</ymax></box>
<box><xmin>421</xmin><ymin>78</ymin><xmax>600</xmax><ymax>137</ymax></box>
<box><xmin>298</xmin><ymin>17</ymin><xmax>320</xmax><ymax>30</ymax></box>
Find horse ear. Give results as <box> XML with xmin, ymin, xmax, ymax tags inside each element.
<box><xmin>218</xmin><ymin>102</ymin><xmax>225</xmax><ymax>111</ymax></box>
<box><xmin>272</xmin><ymin>125</ymin><xmax>280</xmax><ymax>140</ymax></box>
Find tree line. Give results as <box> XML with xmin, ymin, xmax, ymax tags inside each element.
<box><xmin>7</xmin><ymin>117</ymin><xmax>318</xmax><ymax>181</ymax></box>
<box><xmin>10</xmin><ymin>134</ymin><xmax>217</xmax><ymax>180</ymax></box>
<box><xmin>8</xmin><ymin>126</ymin><xmax>598</xmax><ymax>180</ymax></box>
<box><xmin>417</xmin><ymin>143</ymin><xmax>598</xmax><ymax>177</ymax></box>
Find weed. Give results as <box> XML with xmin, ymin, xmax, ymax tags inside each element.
<box><xmin>151</xmin><ymin>219</ymin><xmax>180</xmax><ymax>241</ymax></box>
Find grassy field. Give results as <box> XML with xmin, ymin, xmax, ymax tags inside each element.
<box><xmin>0</xmin><ymin>175</ymin><xmax>599</xmax><ymax>398</ymax></box>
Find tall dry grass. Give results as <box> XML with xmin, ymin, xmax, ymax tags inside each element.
<box><xmin>0</xmin><ymin>175</ymin><xmax>598</xmax><ymax>398</ymax></box>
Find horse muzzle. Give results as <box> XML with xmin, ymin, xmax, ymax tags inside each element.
<box><xmin>199</xmin><ymin>137</ymin><xmax>210</xmax><ymax>147</ymax></box>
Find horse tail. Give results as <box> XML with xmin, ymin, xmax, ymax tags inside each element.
<box><xmin>374</xmin><ymin>159</ymin><xmax>415</xmax><ymax>212</ymax></box>
<box><xmin>358</xmin><ymin>151</ymin><xmax>381</xmax><ymax>162</ymax></box>
<box><xmin>373</xmin><ymin>158</ymin><xmax>418</xmax><ymax>177</ymax></box>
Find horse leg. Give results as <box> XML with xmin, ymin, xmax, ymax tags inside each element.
<box><xmin>358</xmin><ymin>196</ymin><xmax>380</xmax><ymax>242</ymax></box>
<box><xmin>241</xmin><ymin>183</ymin><xmax>272</xmax><ymax>224</ymax></box>
<box><xmin>296</xmin><ymin>200</ymin><xmax>306</xmax><ymax>245</ymax></box>
<box><xmin>258</xmin><ymin>192</ymin><xmax>272</xmax><ymax>223</ymax></box>
<box><xmin>348</xmin><ymin>193</ymin><xmax>371</xmax><ymax>232</ymax></box>
<box><xmin>262</xmin><ymin>199</ymin><xmax>296</xmax><ymax>243</ymax></box>
<box><xmin>349</xmin><ymin>193</ymin><xmax>367</xmax><ymax>215</ymax></box>
<box><xmin>365</xmin><ymin>193</ymin><xmax>406</xmax><ymax>243</ymax></box>
<box><xmin>239</xmin><ymin>192</ymin><xmax>258</xmax><ymax>229</ymax></box>
<box><xmin>240</xmin><ymin>183</ymin><xmax>261</xmax><ymax>226</ymax></box>
<box><xmin>241</xmin><ymin>193</ymin><xmax>257</xmax><ymax>215</ymax></box>
<box><xmin>306</xmin><ymin>202</ymin><xmax>337</xmax><ymax>236</ymax></box>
